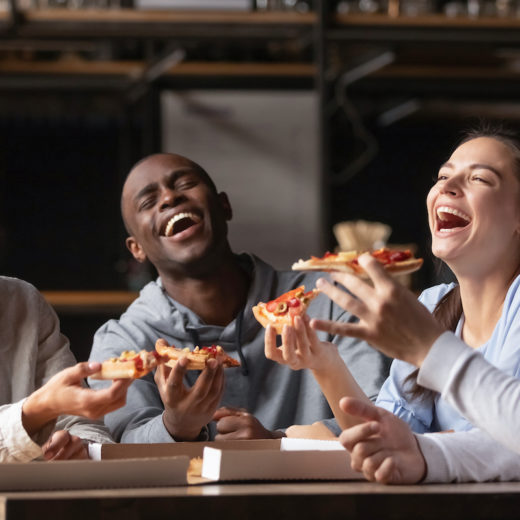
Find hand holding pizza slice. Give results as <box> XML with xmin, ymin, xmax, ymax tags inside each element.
<box><xmin>90</xmin><ymin>349</ymin><xmax>165</xmax><ymax>380</ymax></box>
<box><xmin>155</xmin><ymin>339</ymin><xmax>240</xmax><ymax>370</ymax></box>
<box><xmin>292</xmin><ymin>248</ymin><xmax>423</xmax><ymax>278</ymax></box>
<box><xmin>252</xmin><ymin>285</ymin><xmax>319</xmax><ymax>335</ymax></box>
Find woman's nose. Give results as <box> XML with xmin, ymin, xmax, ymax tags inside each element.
<box><xmin>440</xmin><ymin>176</ymin><xmax>461</xmax><ymax>196</ymax></box>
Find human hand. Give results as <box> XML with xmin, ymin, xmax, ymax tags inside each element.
<box><xmin>311</xmin><ymin>253</ymin><xmax>445</xmax><ymax>367</ymax></box>
<box><xmin>264</xmin><ymin>315</ymin><xmax>340</xmax><ymax>372</ymax></box>
<box><xmin>41</xmin><ymin>430</ymin><xmax>89</xmax><ymax>460</ymax></box>
<box><xmin>22</xmin><ymin>362</ymin><xmax>131</xmax><ymax>436</ymax></box>
<box><xmin>155</xmin><ymin>356</ymin><xmax>224</xmax><ymax>441</ymax></box>
<box><xmin>213</xmin><ymin>406</ymin><xmax>284</xmax><ymax>440</ymax></box>
<box><xmin>339</xmin><ymin>397</ymin><xmax>426</xmax><ymax>484</ymax></box>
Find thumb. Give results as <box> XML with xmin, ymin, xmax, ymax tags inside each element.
<box><xmin>213</xmin><ymin>406</ymin><xmax>247</xmax><ymax>421</ymax></box>
<box><xmin>340</xmin><ymin>397</ymin><xmax>381</xmax><ymax>422</ymax></box>
<box><xmin>62</xmin><ymin>362</ymin><xmax>102</xmax><ymax>383</ymax></box>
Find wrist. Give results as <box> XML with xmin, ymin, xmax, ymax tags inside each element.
<box><xmin>412</xmin><ymin>328</ymin><xmax>445</xmax><ymax>368</ymax></box>
<box><xmin>310</xmin><ymin>343</ymin><xmax>341</xmax><ymax>374</ymax></box>
<box><xmin>22</xmin><ymin>390</ymin><xmax>58</xmax><ymax>437</ymax></box>
<box><xmin>162</xmin><ymin>411</ymin><xmax>204</xmax><ymax>441</ymax></box>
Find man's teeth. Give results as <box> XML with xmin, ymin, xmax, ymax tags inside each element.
<box><xmin>436</xmin><ymin>206</ymin><xmax>471</xmax><ymax>223</ymax></box>
<box><xmin>164</xmin><ymin>212</ymin><xmax>201</xmax><ymax>237</ymax></box>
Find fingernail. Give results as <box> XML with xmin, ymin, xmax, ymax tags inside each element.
<box><xmin>316</xmin><ymin>278</ymin><xmax>325</xmax><ymax>288</ymax></box>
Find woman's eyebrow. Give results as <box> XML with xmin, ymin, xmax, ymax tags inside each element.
<box><xmin>470</xmin><ymin>163</ymin><xmax>502</xmax><ymax>178</ymax></box>
<box><xmin>438</xmin><ymin>161</ymin><xmax>501</xmax><ymax>178</ymax></box>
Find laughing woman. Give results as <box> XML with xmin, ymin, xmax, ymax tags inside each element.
<box><xmin>265</xmin><ymin>128</ymin><xmax>520</xmax><ymax>483</ymax></box>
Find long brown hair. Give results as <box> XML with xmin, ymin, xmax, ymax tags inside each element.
<box><xmin>404</xmin><ymin>286</ymin><xmax>462</xmax><ymax>401</ymax></box>
<box><xmin>404</xmin><ymin>123</ymin><xmax>520</xmax><ymax>402</ymax></box>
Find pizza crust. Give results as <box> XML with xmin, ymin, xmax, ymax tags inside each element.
<box><xmin>90</xmin><ymin>349</ymin><xmax>161</xmax><ymax>380</ymax></box>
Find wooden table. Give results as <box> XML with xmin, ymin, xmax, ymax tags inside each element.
<box><xmin>2</xmin><ymin>481</ymin><xmax>520</xmax><ymax>520</ymax></box>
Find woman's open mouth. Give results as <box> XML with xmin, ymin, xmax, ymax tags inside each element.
<box><xmin>436</xmin><ymin>206</ymin><xmax>471</xmax><ymax>234</ymax></box>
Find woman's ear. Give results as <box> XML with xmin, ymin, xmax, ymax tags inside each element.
<box><xmin>218</xmin><ymin>192</ymin><xmax>233</xmax><ymax>221</ymax></box>
<box><xmin>126</xmin><ymin>236</ymin><xmax>147</xmax><ymax>263</ymax></box>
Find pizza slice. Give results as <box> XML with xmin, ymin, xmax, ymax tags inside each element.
<box><xmin>155</xmin><ymin>338</ymin><xmax>240</xmax><ymax>370</ymax></box>
<box><xmin>90</xmin><ymin>349</ymin><xmax>164</xmax><ymax>380</ymax></box>
<box><xmin>291</xmin><ymin>248</ymin><xmax>423</xmax><ymax>278</ymax></box>
<box><xmin>252</xmin><ymin>285</ymin><xmax>319</xmax><ymax>335</ymax></box>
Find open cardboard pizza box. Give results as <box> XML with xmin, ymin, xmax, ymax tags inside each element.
<box><xmin>95</xmin><ymin>438</ymin><xmax>363</xmax><ymax>483</ymax></box>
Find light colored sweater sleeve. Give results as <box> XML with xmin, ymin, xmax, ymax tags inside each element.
<box><xmin>0</xmin><ymin>399</ymin><xmax>47</xmax><ymax>463</ymax></box>
<box><xmin>416</xmin><ymin>429</ymin><xmax>520</xmax><ymax>483</ymax></box>
<box><xmin>418</xmin><ymin>331</ymin><xmax>520</xmax><ymax>454</ymax></box>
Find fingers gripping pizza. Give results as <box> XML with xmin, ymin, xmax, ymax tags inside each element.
<box><xmin>155</xmin><ymin>338</ymin><xmax>240</xmax><ymax>370</ymax></box>
<box><xmin>291</xmin><ymin>248</ymin><xmax>423</xmax><ymax>277</ymax></box>
<box><xmin>91</xmin><ymin>349</ymin><xmax>164</xmax><ymax>380</ymax></box>
<box><xmin>252</xmin><ymin>285</ymin><xmax>319</xmax><ymax>335</ymax></box>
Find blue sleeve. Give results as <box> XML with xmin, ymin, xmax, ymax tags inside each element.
<box><xmin>376</xmin><ymin>359</ymin><xmax>433</xmax><ymax>434</ymax></box>
<box><xmin>487</xmin><ymin>275</ymin><xmax>520</xmax><ymax>378</ymax></box>
<box><xmin>374</xmin><ymin>285</ymin><xmax>454</xmax><ymax>434</ymax></box>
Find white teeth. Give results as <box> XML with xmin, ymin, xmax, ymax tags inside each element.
<box><xmin>436</xmin><ymin>206</ymin><xmax>471</xmax><ymax>223</ymax></box>
<box><xmin>164</xmin><ymin>212</ymin><xmax>201</xmax><ymax>237</ymax></box>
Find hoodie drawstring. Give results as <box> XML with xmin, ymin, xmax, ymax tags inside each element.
<box><xmin>234</xmin><ymin>309</ymin><xmax>248</xmax><ymax>376</ymax></box>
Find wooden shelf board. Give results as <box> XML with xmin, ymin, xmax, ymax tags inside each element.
<box><xmin>23</xmin><ymin>8</ymin><xmax>316</xmax><ymax>25</ymax></box>
<box><xmin>42</xmin><ymin>290</ymin><xmax>138</xmax><ymax>311</ymax></box>
<box><xmin>0</xmin><ymin>59</ymin><xmax>315</xmax><ymax>77</ymax></box>
<box><xmin>334</xmin><ymin>12</ymin><xmax>520</xmax><ymax>28</ymax></box>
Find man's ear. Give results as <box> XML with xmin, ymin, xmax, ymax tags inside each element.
<box><xmin>218</xmin><ymin>192</ymin><xmax>233</xmax><ymax>221</ymax></box>
<box><xmin>126</xmin><ymin>236</ymin><xmax>147</xmax><ymax>263</ymax></box>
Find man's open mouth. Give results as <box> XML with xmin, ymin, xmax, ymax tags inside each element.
<box><xmin>436</xmin><ymin>206</ymin><xmax>471</xmax><ymax>232</ymax></box>
<box><xmin>163</xmin><ymin>212</ymin><xmax>202</xmax><ymax>237</ymax></box>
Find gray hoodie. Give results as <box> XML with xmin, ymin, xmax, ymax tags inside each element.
<box><xmin>89</xmin><ymin>254</ymin><xmax>388</xmax><ymax>442</ymax></box>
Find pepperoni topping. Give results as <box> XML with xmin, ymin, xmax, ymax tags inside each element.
<box><xmin>201</xmin><ymin>345</ymin><xmax>219</xmax><ymax>357</ymax></box>
<box><xmin>266</xmin><ymin>301</ymin><xmax>279</xmax><ymax>313</ymax></box>
<box><xmin>264</xmin><ymin>286</ymin><xmax>314</xmax><ymax>315</ymax></box>
<box><xmin>371</xmin><ymin>248</ymin><xmax>412</xmax><ymax>264</ymax></box>
<box><xmin>350</xmin><ymin>248</ymin><xmax>412</xmax><ymax>266</ymax></box>
<box><xmin>134</xmin><ymin>356</ymin><xmax>144</xmax><ymax>371</ymax></box>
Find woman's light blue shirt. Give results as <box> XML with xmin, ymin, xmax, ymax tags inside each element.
<box><xmin>375</xmin><ymin>275</ymin><xmax>520</xmax><ymax>433</ymax></box>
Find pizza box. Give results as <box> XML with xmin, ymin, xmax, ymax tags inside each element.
<box><xmin>201</xmin><ymin>438</ymin><xmax>363</xmax><ymax>482</ymax></box>
<box><xmin>92</xmin><ymin>438</ymin><xmax>362</xmax><ymax>482</ymax></box>
<box><xmin>92</xmin><ymin>438</ymin><xmax>280</xmax><ymax>460</ymax></box>
<box><xmin>0</xmin><ymin>456</ymin><xmax>189</xmax><ymax>492</ymax></box>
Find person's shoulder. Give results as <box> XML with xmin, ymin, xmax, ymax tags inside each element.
<box><xmin>418</xmin><ymin>282</ymin><xmax>458</xmax><ymax>312</ymax></box>
<box><xmin>123</xmin><ymin>279</ymin><xmax>169</xmax><ymax>316</ymax></box>
<box><xmin>502</xmin><ymin>273</ymin><xmax>520</xmax><ymax>313</ymax></box>
<box><xmin>0</xmin><ymin>275</ymin><xmax>43</xmax><ymax>301</ymax></box>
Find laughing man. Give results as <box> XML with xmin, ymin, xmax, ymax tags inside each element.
<box><xmin>89</xmin><ymin>153</ymin><xmax>388</xmax><ymax>442</ymax></box>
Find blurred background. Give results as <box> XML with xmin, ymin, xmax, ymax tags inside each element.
<box><xmin>1</xmin><ymin>0</ymin><xmax>519</xmax><ymax>358</ymax></box>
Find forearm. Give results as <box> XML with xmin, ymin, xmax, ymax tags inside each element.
<box><xmin>418</xmin><ymin>332</ymin><xmax>520</xmax><ymax>454</ymax></box>
<box><xmin>312</xmin><ymin>357</ymin><xmax>371</xmax><ymax>430</ymax></box>
<box><xmin>21</xmin><ymin>388</ymin><xmax>59</xmax><ymax>437</ymax></box>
